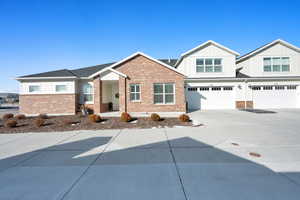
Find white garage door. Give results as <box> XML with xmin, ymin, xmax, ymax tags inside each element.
<box><xmin>252</xmin><ymin>85</ymin><xmax>298</xmax><ymax>109</ymax></box>
<box><xmin>187</xmin><ymin>86</ymin><xmax>235</xmax><ymax>110</ymax></box>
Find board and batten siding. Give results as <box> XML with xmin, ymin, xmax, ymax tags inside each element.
<box><xmin>177</xmin><ymin>44</ymin><xmax>237</xmax><ymax>78</ymax></box>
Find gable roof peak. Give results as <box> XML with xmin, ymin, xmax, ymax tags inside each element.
<box><xmin>237</xmin><ymin>39</ymin><xmax>300</xmax><ymax>63</ymax></box>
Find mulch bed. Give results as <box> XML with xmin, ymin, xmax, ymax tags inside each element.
<box><xmin>0</xmin><ymin>115</ymin><xmax>192</xmax><ymax>134</ymax></box>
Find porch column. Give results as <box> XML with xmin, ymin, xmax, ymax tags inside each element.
<box><xmin>93</xmin><ymin>77</ymin><xmax>103</xmax><ymax>113</ymax></box>
<box><xmin>119</xmin><ymin>77</ymin><xmax>127</xmax><ymax>112</ymax></box>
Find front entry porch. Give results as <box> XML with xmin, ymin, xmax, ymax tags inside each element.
<box><xmin>101</xmin><ymin>80</ymin><xmax>119</xmax><ymax>112</ymax></box>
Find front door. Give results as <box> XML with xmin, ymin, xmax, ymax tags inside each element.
<box><xmin>111</xmin><ymin>82</ymin><xmax>119</xmax><ymax>111</ymax></box>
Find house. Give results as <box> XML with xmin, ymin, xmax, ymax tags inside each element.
<box><xmin>16</xmin><ymin>39</ymin><xmax>300</xmax><ymax>116</ymax></box>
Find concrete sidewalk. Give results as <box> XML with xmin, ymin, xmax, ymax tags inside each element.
<box><xmin>1</xmin><ymin>109</ymin><xmax>300</xmax><ymax>200</ymax></box>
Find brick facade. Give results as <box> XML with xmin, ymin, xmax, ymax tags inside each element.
<box><xmin>93</xmin><ymin>77</ymin><xmax>109</xmax><ymax>113</ymax></box>
<box><xmin>116</xmin><ymin>55</ymin><xmax>186</xmax><ymax>113</ymax></box>
<box><xmin>20</xmin><ymin>94</ymin><xmax>76</xmax><ymax>115</ymax></box>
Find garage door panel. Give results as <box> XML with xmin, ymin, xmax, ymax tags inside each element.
<box><xmin>252</xmin><ymin>85</ymin><xmax>298</xmax><ymax>109</ymax></box>
<box><xmin>187</xmin><ymin>86</ymin><xmax>235</xmax><ymax>110</ymax></box>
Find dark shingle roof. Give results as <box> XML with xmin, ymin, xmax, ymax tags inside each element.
<box><xmin>20</xmin><ymin>69</ymin><xmax>77</xmax><ymax>78</ymax></box>
<box><xmin>18</xmin><ymin>59</ymin><xmax>178</xmax><ymax>78</ymax></box>
<box><xmin>158</xmin><ymin>59</ymin><xmax>177</xmax><ymax>67</ymax></box>
<box><xmin>70</xmin><ymin>63</ymin><xmax>115</xmax><ymax>77</ymax></box>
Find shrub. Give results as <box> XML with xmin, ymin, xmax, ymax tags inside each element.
<box><xmin>38</xmin><ymin>114</ymin><xmax>48</xmax><ymax>119</ymax></box>
<box><xmin>120</xmin><ymin>112</ymin><xmax>132</xmax><ymax>122</ymax></box>
<box><xmin>151</xmin><ymin>113</ymin><xmax>161</xmax><ymax>121</ymax></box>
<box><xmin>179</xmin><ymin>114</ymin><xmax>190</xmax><ymax>122</ymax></box>
<box><xmin>89</xmin><ymin>114</ymin><xmax>101</xmax><ymax>123</ymax></box>
<box><xmin>2</xmin><ymin>113</ymin><xmax>14</xmax><ymax>120</ymax></box>
<box><xmin>15</xmin><ymin>114</ymin><xmax>26</xmax><ymax>120</ymax></box>
<box><xmin>34</xmin><ymin>118</ymin><xmax>45</xmax><ymax>127</ymax></box>
<box><xmin>4</xmin><ymin>119</ymin><xmax>17</xmax><ymax>128</ymax></box>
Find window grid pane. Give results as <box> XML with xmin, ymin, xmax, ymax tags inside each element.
<box><xmin>153</xmin><ymin>83</ymin><xmax>175</xmax><ymax>104</ymax></box>
<box><xmin>196</xmin><ymin>58</ymin><xmax>222</xmax><ymax>73</ymax></box>
<box><xmin>130</xmin><ymin>84</ymin><xmax>141</xmax><ymax>101</ymax></box>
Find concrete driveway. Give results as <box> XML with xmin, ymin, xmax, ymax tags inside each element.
<box><xmin>1</xmin><ymin>109</ymin><xmax>300</xmax><ymax>200</ymax></box>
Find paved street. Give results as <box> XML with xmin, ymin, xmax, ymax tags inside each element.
<box><xmin>0</xmin><ymin>109</ymin><xmax>300</xmax><ymax>200</ymax></box>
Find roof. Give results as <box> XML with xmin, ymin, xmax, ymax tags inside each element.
<box><xmin>17</xmin><ymin>58</ymin><xmax>178</xmax><ymax>79</ymax></box>
<box><xmin>175</xmin><ymin>40</ymin><xmax>240</xmax><ymax>67</ymax></box>
<box><xmin>237</xmin><ymin>39</ymin><xmax>300</xmax><ymax>63</ymax></box>
<box><xmin>88</xmin><ymin>52</ymin><xmax>184</xmax><ymax>78</ymax></box>
<box><xmin>19</xmin><ymin>69</ymin><xmax>77</xmax><ymax>78</ymax></box>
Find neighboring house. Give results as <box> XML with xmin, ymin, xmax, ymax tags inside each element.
<box><xmin>0</xmin><ymin>93</ymin><xmax>19</xmax><ymax>104</ymax></box>
<box><xmin>16</xmin><ymin>39</ymin><xmax>300</xmax><ymax>115</ymax></box>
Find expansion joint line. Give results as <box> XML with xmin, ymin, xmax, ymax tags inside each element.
<box><xmin>60</xmin><ymin>129</ymin><xmax>123</xmax><ymax>200</ymax></box>
<box><xmin>164</xmin><ymin>128</ymin><xmax>189</xmax><ymax>200</ymax></box>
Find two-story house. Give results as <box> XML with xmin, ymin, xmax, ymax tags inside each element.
<box><xmin>16</xmin><ymin>39</ymin><xmax>300</xmax><ymax>116</ymax></box>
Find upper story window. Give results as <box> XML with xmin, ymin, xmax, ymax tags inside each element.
<box><xmin>196</xmin><ymin>58</ymin><xmax>222</xmax><ymax>73</ymax></box>
<box><xmin>29</xmin><ymin>85</ymin><xmax>40</xmax><ymax>93</ymax></box>
<box><xmin>153</xmin><ymin>83</ymin><xmax>175</xmax><ymax>104</ymax></box>
<box><xmin>263</xmin><ymin>57</ymin><xmax>290</xmax><ymax>72</ymax></box>
<box><xmin>55</xmin><ymin>85</ymin><xmax>67</xmax><ymax>92</ymax></box>
<box><xmin>83</xmin><ymin>83</ymin><xmax>93</xmax><ymax>103</ymax></box>
<box><xmin>130</xmin><ymin>84</ymin><xmax>141</xmax><ymax>102</ymax></box>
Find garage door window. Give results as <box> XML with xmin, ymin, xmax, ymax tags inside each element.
<box><xmin>223</xmin><ymin>87</ymin><xmax>233</xmax><ymax>91</ymax></box>
<box><xmin>252</xmin><ymin>86</ymin><xmax>261</xmax><ymax>90</ymax></box>
<box><xmin>199</xmin><ymin>87</ymin><xmax>209</xmax><ymax>91</ymax></box>
<box><xmin>212</xmin><ymin>87</ymin><xmax>221</xmax><ymax>91</ymax></box>
<box><xmin>188</xmin><ymin>88</ymin><xmax>197</xmax><ymax>91</ymax></box>
<box><xmin>287</xmin><ymin>85</ymin><xmax>297</xmax><ymax>90</ymax></box>
<box><xmin>275</xmin><ymin>86</ymin><xmax>285</xmax><ymax>90</ymax></box>
<box><xmin>263</xmin><ymin>86</ymin><xmax>273</xmax><ymax>90</ymax></box>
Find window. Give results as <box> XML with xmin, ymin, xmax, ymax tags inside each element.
<box><xmin>223</xmin><ymin>87</ymin><xmax>233</xmax><ymax>91</ymax></box>
<box><xmin>196</xmin><ymin>58</ymin><xmax>222</xmax><ymax>73</ymax></box>
<box><xmin>29</xmin><ymin>85</ymin><xmax>40</xmax><ymax>93</ymax></box>
<box><xmin>211</xmin><ymin>87</ymin><xmax>221</xmax><ymax>91</ymax></box>
<box><xmin>130</xmin><ymin>84</ymin><xmax>141</xmax><ymax>101</ymax></box>
<box><xmin>275</xmin><ymin>85</ymin><xmax>285</xmax><ymax>90</ymax></box>
<box><xmin>55</xmin><ymin>85</ymin><xmax>67</xmax><ymax>92</ymax></box>
<box><xmin>287</xmin><ymin>85</ymin><xmax>297</xmax><ymax>90</ymax></box>
<box><xmin>199</xmin><ymin>87</ymin><xmax>209</xmax><ymax>91</ymax></box>
<box><xmin>188</xmin><ymin>87</ymin><xmax>197</xmax><ymax>91</ymax></box>
<box><xmin>154</xmin><ymin>83</ymin><xmax>175</xmax><ymax>104</ymax></box>
<box><xmin>263</xmin><ymin>86</ymin><xmax>273</xmax><ymax>90</ymax></box>
<box><xmin>263</xmin><ymin>57</ymin><xmax>290</xmax><ymax>72</ymax></box>
<box><xmin>83</xmin><ymin>83</ymin><xmax>93</xmax><ymax>103</ymax></box>
<box><xmin>252</xmin><ymin>86</ymin><xmax>261</xmax><ymax>90</ymax></box>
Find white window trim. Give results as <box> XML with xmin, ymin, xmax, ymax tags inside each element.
<box><xmin>82</xmin><ymin>82</ymin><xmax>94</xmax><ymax>104</ymax></box>
<box><xmin>263</xmin><ymin>57</ymin><xmax>290</xmax><ymax>72</ymax></box>
<box><xmin>153</xmin><ymin>83</ymin><xmax>176</xmax><ymax>105</ymax></box>
<box><xmin>55</xmin><ymin>84</ymin><xmax>68</xmax><ymax>93</ymax></box>
<box><xmin>28</xmin><ymin>85</ymin><xmax>41</xmax><ymax>93</ymax></box>
<box><xmin>196</xmin><ymin>58</ymin><xmax>223</xmax><ymax>73</ymax></box>
<box><xmin>130</xmin><ymin>84</ymin><xmax>141</xmax><ymax>102</ymax></box>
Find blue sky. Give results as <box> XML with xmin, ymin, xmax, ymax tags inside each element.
<box><xmin>0</xmin><ymin>0</ymin><xmax>300</xmax><ymax>92</ymax></box>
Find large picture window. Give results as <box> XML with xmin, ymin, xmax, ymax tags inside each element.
<box><xmin>83</xmin><ymin>83</ymin><xmax>93</xmax><ymax>103</ymax></box>
<box><xmin>130</xmin><ymin>84</ymin><xmax>141</xmax><ymax>102</ymax></box>
<box><xmin>196</xmin><ymin>58</ymin><xmax>222</xmax><ymax>73</ymax></box>
<box><xmin>153</xmin><ymin>83</ymin><xmax>175</xmax><ymax>104</ymax></box>
<box><xmin>263</xmin><ymin>57</ymin><xmax>290</xmax><ymax>72</ymax></box>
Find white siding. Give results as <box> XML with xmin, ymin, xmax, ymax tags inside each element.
<box><xmin>100</xmin><ymin>71</ymin><xmax>119</xmax><ymax>80</ymax></box>
<box><xmin>177</xmin><ymin>44</ymin><xmax>237</xmax><ymax>78</ymax></box>
<box><xmin>237</xmin><ymin>43</ymin><xmax>300</xmax><ymax>77</ymax></box>
<box><xmin>20</xmin><ymin>80</ymin><xmax>75</xmax><ymax>95</ymax></box>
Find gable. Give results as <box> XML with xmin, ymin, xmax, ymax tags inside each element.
<box><xmin>115</xmin><ymin>55</ymin><xmax>185</xmax><ymax>79</ymax></box>
<box><xmin>184</xmin><ymin>43</ymin><xmax>237</xmax><ymax>58</ymax></box>
<box><xmin>237</xmin><ymin>39</ymin><xmax>300</xmax><ymax>63</ymax></box>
